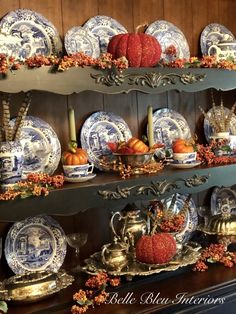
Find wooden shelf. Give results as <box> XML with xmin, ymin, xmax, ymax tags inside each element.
<box><xmin>1</xmin><ymin>66</ymin><xmax>236</xmax><ymax>95</ymax></box>
<box><xmin>1</xmin><ymin>163</ymin><xmax>235</xmax><ymax>222</ymax></box>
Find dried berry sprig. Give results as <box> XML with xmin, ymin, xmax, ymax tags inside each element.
<box><xmin>193</xmin><ymin>243</ymin><xmax>236</xmax><ymax>271</ymax></box>
<box><xmin>71</xmin><ymin>272</ymin><xmax>121</xmax><ymax>314</ymax></box>
<box><xmin>0</xmin><ymin>173</ymin><xmax>64</xmax><ymax>201</ymax></box>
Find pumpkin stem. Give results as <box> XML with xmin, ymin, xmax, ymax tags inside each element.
<box><xmin>68</xmin><ymin>140</ymin><xmax>77</xmax><ymax>153</ymax></box>
<box><xmin>135</xmin><ymin>23</ymin><xmax>148</xmax><ymax>34</ymax></box>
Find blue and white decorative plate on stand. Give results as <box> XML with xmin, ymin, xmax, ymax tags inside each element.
<box><xmin>10</xmin><ymin>116</ymin><xmax>61</xmax><ymax>176</ymax></box>
<box><xmin>200</xmin><ymin>23</ymin><xmax>235</xmax><ymax>56</ymax></box>
<box><xmin>64</xmin><ymin>26</ymin><xmax>100</xmax><ymax>58</ymax></box>
<box><xmin>83</xmin><ymin>15</ymin><xmax>128</xmax><ymax>53</ymax></box>
<box><xmin>162</xmin><ymin>193</ymin><xmax>198</xmax><ymax>243</ymax></box>
<box><xmin>0</xmin><ymin>8</ymin><xmax>62</xmax><ymax>59</ymax></box>
<box><xmin>145</xmin><ymin>20</ymin><xmax>190</xmax><ymax>62</ymax></box>
<box><xmin>80</xmin><ymin>111</ymin><xmax>132</xmax><ymax>170</ymax></box>
<box><xmin>4</xmin><ymin>215</ymin><xmax>67</xmax><ymax>274</ymax></box>
<box><xmin>149</xmin><ymin>108</ymin><xmax>191</xmax><ymax>149</ymax></box>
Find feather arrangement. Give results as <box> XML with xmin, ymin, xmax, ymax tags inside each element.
<box><xmin>0</xmin><ymin>93</ymin><xmax>31</xmax><ymax>142</ymax></box>
<box><xmin>199</xmin><ymin>91</ymin><xmax>236</xmax><ymax>133</ymax></box>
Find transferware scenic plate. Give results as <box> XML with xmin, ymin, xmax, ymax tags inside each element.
<box><xmin>64</xmin><ymin>26</ymin><xmax>100</xmax><ymax>58</ymax></box>
<box><xmin>10</xmin><ymin>116</ymin><xmax>61</xmax><ymax>176</ymax></box>
<box><xmin>148</xmin><ymin>108</ymin><xmax>191</xmax><ymax>149</ymax></box>
<box><xmin>0</xmin><ymin>8</ymin><xmax>62</xmax><ymax>59</ymax></box>
<box><xmin>200</xmin><ymin>23</ymin><xmax>235</xmax><ymax>56</ymax></box>
<box><xmin>169</xmin><ymin>160</ymin><xmax>201</xmax><ymax>169</ymax></box>
<box><xmin>145</xmin><ymin>20</ymin><xmax>190</xmax><ymax>62</ymax></box>
<box><xmin>80</xmin><ymin>111</ymin><xmax>132</xmax><ymax>170</ymax></box>
<box><xmin>83</xmin><ymin>15</ymin><xmax>128</xmax><ymax>53</ymax></box>
<box><xmin>162</xmin><ymin>193</ymin><xmax>198</xmax><ymax>243</ymax></box>
<box><xmin>203</xmin><ymin>106</ymin><xmax>236</xmax><ymax>142</ymax></box>
<box><xmin>4</xmin><ymin>215</ymin><xmax>67</xmax><ymax>274</ymax></box>
<box><xmin>64</xmin><ymin>173</ymin><xmax>96</xmax><ymax>183</ymax></box>
<box><xmin>211</xmin><ymin>186</ymin><xmax>236</xmax><ymax>216</ymax></box>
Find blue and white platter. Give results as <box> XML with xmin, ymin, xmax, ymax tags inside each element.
<box><xmin>162</xmin><ymin>193</ymin><xmax>198</xmax><ymax>243</ymax></box>
<box><xmin>83</xmin><ymin>15</ymin><xmax>128</xmax><ymax>53</ymax></box>
<box><xmin>203</xmin><ymin>106</ymin><xmax>236</xmax><ymax>142</ymax></box>
<box><xmin>10</xmin><ymin>116</ymin><xmax>61</xmax><ymax>176</ymax></box>
<box><xmin>145</xmin><ymin>20</ymin><xmax>190</xmax><ymax>62</ymax></box>
<box><xmin>149</xmin><ymin>108</ymin><xmax>191</xmax><ymax>149</ymax></box>
<box><xmin>0</xmin><ymin>8</ymin><xmax>62</xmax><ymax>59</ymax></box>
<box><xmin>64</xmin><ymin>26</ymin><xmax>100</xmax><ymax>58</ymax></box>
<box><xmin>4</xmin><ymin>215</ymin><xmax>67</xmax><ymax>274</ymax></box>
<box><xmin>200</xmin><ymin>23</ymin><xmax>235</xmax><ymax>56</ymax></box>
<box><xmin>80</xmin><ymin>111</ymin><xmax>132</xmax><ymax>170</ymax></box>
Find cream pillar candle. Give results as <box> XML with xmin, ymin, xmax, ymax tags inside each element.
<box><xmin>68</xmin><ymin>107</ymin><xmax>77</xmax><ymax>142</ymax></box>
<box><xmin>147</xmin><ymin>105</ymin><xmax>154</xmax><ymax>148</ymax></box>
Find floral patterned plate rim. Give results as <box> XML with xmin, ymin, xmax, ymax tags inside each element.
<box><xmin>80</xmin><ymin>111</ymin><xmax>132</xmax><ymax>170</ymax></box>
<box><xmin>64</xmin><ymin>26</ymin><xmax>100</xmax><ymax>58</ymax></box>
<box><xmin>4</xmin><ymin>215</ymin><xmax>67</xmax><ymax>274</ymax></box>
<box><xmin>0</xmin><ymin>8</ymin><xmax>62</xmax><ymax>59</ymax></box>
<box><xmin>145</xmin><ymin>20</ymin><xmax>190</xmax><ymax>61</ymax></box>
<box><xmin>83</xmin><ymin>15</ymin><xmax>128</xmax><ymax>53</ymax></box>
<box><xmin>200</xmin><ymin>23</ymin><xmax>235</xmax><ymax>56</ymax></box>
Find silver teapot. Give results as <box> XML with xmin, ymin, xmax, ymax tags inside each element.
<box><xmin>110</xmin><ymin>209</ymin><xmax>148</xmax><ymax>252</ymax></box>
<box><xmin>101</xmin><ymin>237</ymin><xmax>129</xmax><ymax>271</ymax></box>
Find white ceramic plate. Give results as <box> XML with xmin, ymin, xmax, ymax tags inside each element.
<box><xmin>83</xmin><ymin>15</ymin><xmax>128</xmax><ymax>53</ymax></box>
<box><xmin>64</xmin><ymin>173</ymin><xmax>96</xmax><ymax>183</ymax></box>
<box><xmin>80</xmin><ymin>111</ymin><xmax>132</xmax><ymax>170</ymax></box>
<box><xmin>145</xmin><ymin>20</ymin><xmax>190</xmax><ymax>62</ymax></box>
<box><xmin>169</xmin><ymin>160</ymin><xmax>201</xmax><ymax>169</ymax></box>
<box><xmin>148</xmin><ymin>108</ymin><xmax>191</xmax><ymax>149</ymax></box>
<box><xmin>0</xmin><ymin>8</ymin><xmax>62</xmax><ymax>59</ymax></box>
<box><xmin>10</xmin><ymin>116</ymin><xmax>61</xmax><ymax>176</ymax></box>
<box><xmin>200</xmin><ymin>23</ymin><xmax>235</xmax><ymax>56</ymax></box>
<box><xmin>64</xmin><ymin>26</ymin><xmax>100</xmax><ymax>58</ymax></box>
<box><xmin>4</xmin><ymin>215</ymin><xmax>67</xmax><ymax>274</ymax></box>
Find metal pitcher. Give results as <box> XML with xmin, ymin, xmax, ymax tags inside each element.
<box><xmin>110</xmin><ymin>209</ymin><xmax>148</xmax><ymax>251</ymax></box>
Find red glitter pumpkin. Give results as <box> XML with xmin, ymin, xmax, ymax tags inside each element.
<box><xmin>135</xmin><ymin>233</ymin><xmax>177</xmax><ymax>264</ymax></box>
<box><xmin>107</xmin><ymin>33</ymin><xmax>161</xmax><ymax>67</ymax></box>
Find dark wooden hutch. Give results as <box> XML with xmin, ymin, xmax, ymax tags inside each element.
<box><xmin>0</xmin><ymin>1</ymin><xmax>236</xmax><ymax>313</ymax></box>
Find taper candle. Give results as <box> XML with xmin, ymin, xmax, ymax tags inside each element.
<box><xmin>68</xmin><ymin>107</ymin><xmax>77</xmax><ymax>142</ymax></box>
<box><xmin>147</xmin><ymin>105</ymin><xmax>154</xmax><ymax>148</ymax></box>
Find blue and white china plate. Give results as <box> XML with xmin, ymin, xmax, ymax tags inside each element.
<box><xmin>10</xmin><ymin>116</ymin><xmax>61</xmax><ymax>176</ymax></box>
<box><xmin>0</xmin><ymin>8</ymin><xmax>62</xmax><ymax>59</ymax></box>
<box><xmin>64</xmin><ymin>173</ymin><xmax>96</xmax><ymax>183</ymax></box>
<box><xmin>148</xmin><ymin>108</ymin><xmax>191</xmax><ymax>149</ymax></box>
<box><xmin>203</xmin><ymin>106</ymin><xmax>236</xmax><ymax>142</ymax></box>
<box><xmin>162</xmin><ymin>193</ymin><xmax>198</xmax><ymax>243</ymax></box>
<box><xmin>83</xmin><ymin>15</ymin><xmax>128</xmax><ymax>53</ymax></box>
<box><xmin>200</xmin><ymin>23</ymin><xmax>235</xmax><ymax>56</ymax></box>
<box><xmin>145</xmin><ymin>20</ymin><xmax>190</xmax><ymax>62</ymax></box>
<box><xmin>64</xmin><ymin>26</ymin><xmax>100</xmax><ymax>58</ymax></box>
<box><xmin>211</xmin><ymin>186</ymin><xmax>236</xmax><ymax>216</ymax></box>
<box><xmin>169</xmin><ymin>160</ymin><xmax>201</xmax><ymax>169</ymax></box>
<box><xmin>80</xmin><ymin>111</ymin><xmax>132</xmax><ymax>170</ymax></box>
<box><xmin>4</xmin><ymin>215</ymin><xmax>67</xmax><ymax>274</ymax></box>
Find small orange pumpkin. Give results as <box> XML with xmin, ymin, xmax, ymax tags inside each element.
<box><xmin>62</xmin><ymin>148</ymin><xmax>88</xmax><ymax>165</ymax></box>
<box><xmin>127</xmin><ymin>137</ymin><xmax>149</xmax><ymax>153</ymax></box>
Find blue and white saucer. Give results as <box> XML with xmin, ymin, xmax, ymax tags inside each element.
<box><xmin>169</xmin><ymin>160</ymin><xmax>201</xmax><ymax>169</ymax></box>
<box><xmin>64</xmin><ymin>173</ymin><xmax>96</xmax><ymax>183</ymax></box>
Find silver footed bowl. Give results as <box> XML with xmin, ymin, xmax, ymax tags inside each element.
<box><xmin>113</xmin><ymin>152</ymin><xmax>154</xmax><ymax>167</ymax></box>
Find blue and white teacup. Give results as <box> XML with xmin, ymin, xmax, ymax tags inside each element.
<box><xmin>172</xmin><ymin>152</ymin><xmax>197</xmax><ymax>164</ymax></box>
<box><xmin>63</xmin><ymin>163</ymin><xmax>94</xmax><ymax>178</ymax></box>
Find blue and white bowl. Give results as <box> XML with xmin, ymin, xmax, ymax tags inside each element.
<box><xmin>63</xmin><ymin>163</ymin><xmax>94</xmax><ymax>178</ymax></box>
<box><xmin>172</xmin><ymin>152</ymin><xmax>197</xmax><ymax>164</ymax></box>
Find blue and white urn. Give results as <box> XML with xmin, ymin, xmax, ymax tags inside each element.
<box><xmin>0</xmin><ymin>141</ymin><xmax>24</xmax><ymax>186</ymax></box>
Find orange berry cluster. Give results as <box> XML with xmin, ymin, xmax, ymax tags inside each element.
<box><xmin>0</xmin><ymin>173</ymin><xmax>64</xmax><ymax>201</ymax></box>
<box><xmin>71</xmin><ymin>272</ymin><xmax>120</xmax><ymax>314</ymax></box>
<box><xmin>193</xmin><ymin>243</ymin><xmax>236</xmax><ymax>272</ymax></box>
